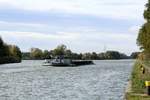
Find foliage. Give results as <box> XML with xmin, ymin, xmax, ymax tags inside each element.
<box><xmin>51</xmin><ymin>44</ymin><xmax>67</xmax><ymax>56</ymax></box>
<box><xmin>0</xmin><ymin>37</ymin><xmax>4</xmax><ymax>47</ymax></box>
<box><xmin>22</xmin><ymin>52</ymin><xmax>30</xmax><ymax>60</ymax></box>
<box><xmin>9</xmin><ymin>45</ymin><xmax>22</xmax><ymax>59</ymax></box>
<box><xmin>30</xmin><ymin>48</ymin><xmax>43</xmax><ymax>59</ymax></box>
<box><xmin>131</xmin><ymin>62</ymin><xmax>147</xmax><ymax>93</ymax></box>
<box><xmin>130</xmin><ymin>52</ymin><xmax>141</xmax><ymax>59</ymax></box>
<box><xmin>137</xmin><ymin>0</ymin><xmax>150</xmax><ymax>54</ymax></box>
<box><xmin>0</xmin><ymin>36</ymin><xmax>22</xmax><ymax>64</ymax></box>
<box><xmin>43</xmin><ymin>50</ymin><xmax>51</xmax><ymax>59</ymax></box>
<box><xmin>22</xmin><ymin>44</ymin><xmax>130</xmax><ymax>60</ymax></box>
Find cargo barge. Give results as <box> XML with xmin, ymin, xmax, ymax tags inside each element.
<box><xmin>43</xmin><ymin>56</ymin><xmax>94</xmax><ymax>66</ymax></box>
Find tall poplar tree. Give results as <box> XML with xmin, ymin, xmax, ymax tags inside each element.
<box><xmin>137</xmin><ymin>0</ymin><xmax>150</xmax><ymax>54</ymax></box>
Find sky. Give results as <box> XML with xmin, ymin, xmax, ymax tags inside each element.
<box><xmin>0</xmin><ymin>0</ymin><xmax>147</xmax><ymax>55</ymax></box>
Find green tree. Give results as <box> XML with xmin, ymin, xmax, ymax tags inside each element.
<box><xmin>30</xmin><ymin>48</ymin><xmax>43</xmax><ymax>59</ymax></box>
<box><xmin>6</xmin><ymin>45</ymin><xmax>22</xmax><ymax>62</ymax></box>
<box><xmin>9</xmin><ymin>45</ymin><xmax>22</xmax><ymax>59</ymax></box>
<box><xmin>22</xmin><ymin>52</ymin><xmax>30</xmax><ymax>60</ymax></box>
<box><xmin>43</xmin><ymin>50</ymin><xmax>51</xmax><ymax>59</ymax></box>
<box><xmin>98</xmin><ymin>53</ymin><xmax>105</xmax><ymax>59</ymax></box>
<box><xmin>105</xmin><ymin>51</ymin><xmax>120</xmax><ymax>59</ymax></box>
<box><xmin>65</xmin><ymin>50</ymin><xmax>72</xmax><ymax>57</ymax></box>
<box><xmin>52</xmin><ymin>44</ymin><xmax>67</xmax><ymax>56</ymax></box>
<box><xmin>82</xmin><ymin>53</ymin><xmax>91</xmax><ymax>60</ymax></box>
<box><xmin>130</xmin><ymin>52</ymin><xmax>140</xmax><ymax>59</ymax></box>
<box><xmin>91</xmin><ymin>52</ymin><xmax>99</xmax><ymax>60</ymax></box>
<box><xmin>0</xmin><ymin>36</ymin><xmax>22</xmax><ymax>63</ymax></box>
<box><xmin>0</xmin><ymin>37</ymin><xmax>5</xmax><ymax>57</ymax></box>
<box><xmin>0</xmin><ymin>38</ymin><xmax>9</xmax><ymax>57</ymax></box>
<box><xmin>137</xmin><ymin>0</ymin><xmax>150</xmax><ymax>54</ymax></box>
<box><xmin>0</xmin><ymin>37</ymin><xmax>4</xmax><ymax>47</ymax></box>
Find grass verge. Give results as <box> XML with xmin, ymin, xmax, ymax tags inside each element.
<box><xmin>126</xmin><ymin>61</ymin><xmax>150</xmax><ymax>100</ymax></box>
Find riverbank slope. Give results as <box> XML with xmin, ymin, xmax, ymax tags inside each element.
<box><xmin>125</xmin><ymin>60</ymin><xmax>150</xmax><ymax>100</ymax></box>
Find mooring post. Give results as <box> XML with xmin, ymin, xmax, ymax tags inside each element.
<box><xmin>145</xmin><ymin>81</ymin><xmax>150</xmax><ymax>95</ymax></box>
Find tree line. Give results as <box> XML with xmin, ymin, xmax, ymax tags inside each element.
<box><xmin>0</xmin><ymin>37</ymin><xmax>22</xmax><ymax>64</ymax></box>
<box><xmin>22</xmin><ymin>44</ymin><xmax>138</xmax><ymax>60</ymax></box>
<box><xmin>0</xmin><ymin>35</ymin><xmax>139</xmax><ymax>64</ymax></box>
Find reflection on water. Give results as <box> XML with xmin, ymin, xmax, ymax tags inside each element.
<box><xmin>0</xmin><ymin>60</ymin><xmax>134</xmax><ymax>100</ymax></box>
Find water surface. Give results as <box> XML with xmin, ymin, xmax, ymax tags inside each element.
<box><xmin>0</xmin><ymin>60</ymin><xmax>134</xmax><ymax>100</ymax></box>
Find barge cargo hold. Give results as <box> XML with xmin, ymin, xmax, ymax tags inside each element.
<box><xmin>43</xmin><ymin>58</ymin><xmax>94</xmax><ymax>67</ymax></box>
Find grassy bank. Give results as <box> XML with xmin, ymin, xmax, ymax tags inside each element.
<box><xmin>126</xmin><ymin>61</ymin><xmax>150</xmax><ymax>100</ymax></box>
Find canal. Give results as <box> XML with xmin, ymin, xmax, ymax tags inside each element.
<box><xmin>0</xmin><ymin>60</ymin><xmax>134</xmax><ymax>100</ymax></box>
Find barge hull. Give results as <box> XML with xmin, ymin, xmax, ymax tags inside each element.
<box><xmin>72</xmin><ymin>60</ymin><xmax>93</xmax><ymax>66</ymax></box>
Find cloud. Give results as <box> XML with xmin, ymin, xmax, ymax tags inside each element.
<box><xmin>0</xmin><ymin>0</ymin><xmax>145</xmax><ymax>54</ymax></box>
<box><xmin>129</xmin><ymin>26</ymin><xmax>141</xmax><ymax>34</ymax></box>
<box><xmin>0</xmin><ymin>30</ymin><xmax>138</xmax><ymax>54</ymax></box>
<box><xmin>1</xmin><ymin>30</ymin><xmax>134</xmax><ymax>43</ymax></box>
<box><xmin>0</xmin><ymin>21</ymin><xmax>47</xmax><ymax>28</ymax></box>
<box><xmin>0</xmin><ymin>0</ymin><xmax>147</xmax><ymax>20</ymax></box>
<box><xmin>0</xmin><ymin>31</ymin><xmax>80</xmax><ymax>40</ymax></box>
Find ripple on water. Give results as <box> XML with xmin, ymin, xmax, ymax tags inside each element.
<box><xmin>0</xmin><ymin>60</ymin><xmax>134</xmax><ymax>100</ymax></box>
